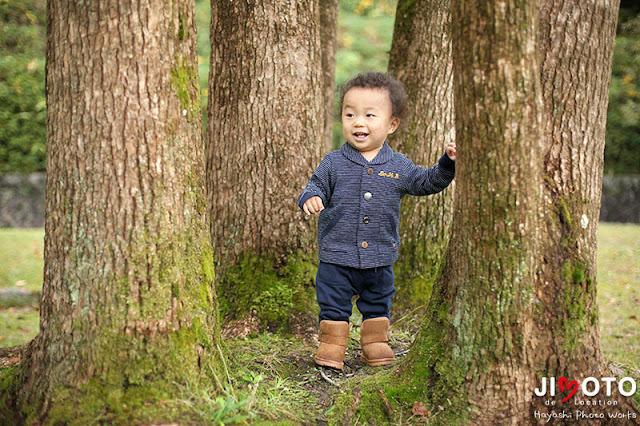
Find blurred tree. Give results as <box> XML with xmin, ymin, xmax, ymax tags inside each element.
<box><xmin>0</xmin><ymin>0</ymin><xmax>46</xmax><ymax>174</ymax></box>
<box><xmin>8</xmin><ymin>0</ymin><xmax>222</xmax><ymax>422</ymax></box>
<box><xmin>321</xmin><ymin>0</ymin><xmax>339</xmax><ymax>152</ymax></box>
<box><xmin>206</xmin><ymin>0</ymin><xmax>326</xmax><ymax>327</ymax></box>
<box><xmin>333</xmin><ymin>0</ymin><xmax>397</xmax><ymax>148</ymax></box>
<box><xmin>387</xmin><ymin>0</ymin><xmax>455</xmax><ymax>311</ymax></box>
<box><xmin>606</xmin><ymin>5</ymin><xmax>640</xmax><ymax>174</ymax></box>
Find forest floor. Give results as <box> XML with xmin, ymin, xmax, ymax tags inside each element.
<box><xmin>213</xmin><ymin>305</ymin><xmax>424</xmax><ymax>424</ymax></box>
<box><xmin>1</xmin><ymin>224</ymin><xmax>639</xmax><ymax>423</ymax></box>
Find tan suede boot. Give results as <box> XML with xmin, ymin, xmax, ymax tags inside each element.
<box><xmin>315</xmin><ymin>320</ymin><xmax>350</xmax><ymax>370</ymax></box>
<box><xmin>360</xmin><ymin>317</ymin><xmax>395</xmax><ymax>366</ymax></box>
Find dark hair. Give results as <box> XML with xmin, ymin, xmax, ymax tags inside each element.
<box><xmin>338</xmin><ymin>72</ymin><xmax>408</xmax><ymax>120</ymax></box>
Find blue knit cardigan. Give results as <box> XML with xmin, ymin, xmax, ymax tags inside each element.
<box><xmin>298</xmin><ymin>142</ymin><xmax>455</xmax><ymax>269</ymax></box>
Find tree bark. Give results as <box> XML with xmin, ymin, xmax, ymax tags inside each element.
<box><xmin>387</xmin><ymin>0</ymin><xmax>455</xmax><ymax>310</ymax></box>
<box><xmin>15</xmin><ymin>0</ymin><xmax>221</xmax><ymax>421</ymax></box>
<box><xmin>320</xmin><ymin>0</ymin><xmax>339</xmax><ymax>153</ymax></box>
<box><xmin>533</xmin><ymin>0</ymin><xmax>640</xmax><ymax>419</ymax></box>
<box><xmin>207</xmin><ymin>0</ymin><xmax>324</xmax><ymax>325</ymax></box>
<box><xmin>409</xmin><ymin>0</ymin><xmax>544</xmax><ymax>420</ymax></box>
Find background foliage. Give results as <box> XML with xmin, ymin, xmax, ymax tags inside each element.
<box><xmin>0</xmin><ymin>0</ymin><xmax>46</xmax><ymax>175</ymax></box>
<box><xmin>0</xmin><ymin>0</ymin><xmax>638</xmax><ymax>173</ymax></box>
<box><xmin>607</xmin><ymin>2</ymin><xmax>640</xmax><ymax>174</ymax></box>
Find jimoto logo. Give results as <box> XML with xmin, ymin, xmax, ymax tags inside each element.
<box><xmin>534</xmin><ymin>377</ymin><xmax>637</xmax><ymax>402</ymax></box>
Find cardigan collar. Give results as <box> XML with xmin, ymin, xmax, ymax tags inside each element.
<box><xmin>340</xmin><ymin>141</ymin><xmax>393</xmax><ymax>166</ymax></box>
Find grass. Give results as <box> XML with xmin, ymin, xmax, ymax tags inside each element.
<box><xmin>0</xmin><ymin>228</ymin><xmax>44</xmax><ymax>293</ymax></box>
<box><xmin>597</xmin><ymin>223</ymin><xmax>640</xmax><ymax>367</ymax></box>
<box><xmin>0</xmin><ymin>228</ymin><xmax>43</xmax><ymax>347</ymax></box>
<box><xmin>224</xmin><ymin>334</ymin><xmax>325</xmax><ymax>423</ymax></box>
<box><xmin>0</xmin><ymin>307</ymin><xmax>39</xmax><ymax>347</ymax></box>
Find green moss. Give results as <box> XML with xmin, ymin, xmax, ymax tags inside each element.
<box><xmin>556</xmin><ymin>198</ymin><xmax>572</xmax><ymax>227</ymax></box>
<box><xmin>394</xmin><ymin>240</ymin><xmax>444</xmax><ymax>310</ymax></box>
<box><xmin>35</xmin><ymin>321</ymin><xmax>228</xmax><ymax>424</ymax></box>
<box><xmin>561</xmin><ymin>285</ymin><xmax>589</xmax><ymax>353</ymax></box>
<box><xmin>0</xmin><ymin>366</ymin><xmax>23</xmax><ymax>423</ymax></box>
<box><xmin>572</xmin><ymin>267</ymin><xmax>585</xmax><ymax>285</ymax></box>
<box><xmin>170</xmin><ymin>57</ymin><xmax>201</xmax><ymax>122</ymax></box>
<box><xmin>45</xmin><ymin>377</ymin><xmax>182</xmax><ymax>424</ymax></box>
<box><xmin>177</xmin><ymin>12</ymin><xmax>186</xmax><ymax>41</ymax></box>
<box><xmin>218</xmin><ymin>252</ymin><xmax>317</xmax><ymax>330</ymax></box>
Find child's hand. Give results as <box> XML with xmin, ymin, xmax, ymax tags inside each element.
<box><xmin>446</xmin><ymin>142</ymin><xmax>457</xmax><ymax>161</ymax></box>
<box><xmin>303</xmin><ymin>196</ymin><xmax>324</xmax><ymax>215</ymax></box>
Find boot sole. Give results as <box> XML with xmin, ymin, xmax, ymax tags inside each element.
<box><xmin>361</xmin><ymin>354</ymin><xmax>395</xmax><ymax>367</ymax></box>
<box><xmin>315</xmin><ymin>356</ymin><xmax>344</xmax><ymax>370</ymax></box>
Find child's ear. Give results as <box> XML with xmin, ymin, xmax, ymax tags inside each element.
<box><xmin>389</xmin><ymin>117</ymin><xmax>400</xmax><ymax>134</ymax></box>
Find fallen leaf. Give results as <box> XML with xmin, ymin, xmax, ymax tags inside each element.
<box><xmin>412</xmin><ymin>401</ymin><xmax>429</xmax><ymax>416</ymax></box>
<box><xmin>15</xmin><ymin>280</ymin><xmax>26</xmax><ymax>287</ymax></box>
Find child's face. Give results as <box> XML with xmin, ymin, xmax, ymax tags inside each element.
<box><xmin>341</xmin><ymin>87</ymin><xmax>399</xmax><ymax>158</ymax></box>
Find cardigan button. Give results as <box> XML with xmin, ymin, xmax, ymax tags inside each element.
<box><xmin>367</xmin><ymin>167</ymin><xmax>374</xmax><ymax>175</ymax></box>
<box><xmin>363</xmin><ymin>216</ymin><xmax>370</xmax><ymax>224</ymax></box>
<box><xmin>361</xmin><ymin>241</ymin><xmax>368</xmax><ymax>248</ymax></box>
<box><xmin>364</xmin><ymin>192</ymin><xmax>372</xmax><ymax>200</ymax></box>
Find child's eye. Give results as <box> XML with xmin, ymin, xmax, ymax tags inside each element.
<box><xmin>345</xmin><ymin>113</ymin><xmax>354</xmax><ymax>118</ymax></box>
<box><xmin>366</xmin><ymin>114</ymin><xmax>375</xmax><ymax>117</ymax></box>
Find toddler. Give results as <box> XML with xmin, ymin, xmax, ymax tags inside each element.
<box><xmin>298</xmin><ymin>72</ymin><xmax>456</xmax><ymax>369</ymax></box>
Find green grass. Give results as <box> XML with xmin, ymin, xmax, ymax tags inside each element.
<box><xmin>597</xmin><ymin>223</ymin><xmax>640</xmax><ymax>367</ymax></box>
<box><xmin>0</xmin><ymin>307</ymin><xmax>39</xmax><ymax>347</ymax></box>
<box><xmin>0</xmin><ymin>228</ymin><xmax>44</xmax><ymax>293</ymax></box>
<box><xmin>0</xmin><ymin>228</ymin><xmax>43</xmax><ymax>347</ymax></box>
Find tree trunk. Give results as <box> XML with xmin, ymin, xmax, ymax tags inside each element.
<box><xmin>409</xmin><ymin>0</ymin><xmax>544</xmax><ymax>419</ymax></box>
<box><xmin>533</xmin><ymin>0</ymin><xmax>639</xmax><ymax>418</ymax></box>
<box><xmin>320</xmin><ymin>0</ymin><xmax>339</xmax><ymax>153</ymax></box>
<box><xmin>207</xmin><ymin>0</ymin><xmax>324</xmax><ymax>326</ymax></box>
<box><xmin>387</xmin><ymin>0</ymin><xmax>455</xmax><ymax>311</ymax></box>
<box><xmin>13</xmin><ymin>0</ymin><xmax>221</xmax><ymax>422</ymax></box>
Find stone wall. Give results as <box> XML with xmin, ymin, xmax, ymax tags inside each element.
<box><xmin>0</xmin><ymin>173</ymin><xmax>46</xmax><ymax>228</ymax></box>
<box><xmin>0</xmin><ymin>173</ymin><xmax>638</xmax><ymax>227</ymax></box>
<box><xmin>600</xmin><ymin>174</ymin><xmax>640</xmax><ymax>223</ymax></box>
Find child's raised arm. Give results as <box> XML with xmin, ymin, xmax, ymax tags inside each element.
<box><xmin>403</xmin><ymin>151</ymin><xmax>455</xmax><ymax>196</ymax></box>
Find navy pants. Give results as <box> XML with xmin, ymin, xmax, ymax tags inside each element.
<box><xmin>316</xmin><ymin>261</ymin><xmax>395</xmax><ymax>322</ymax></box>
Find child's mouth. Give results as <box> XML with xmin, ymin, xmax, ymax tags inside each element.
<box><xmin>354</xmin><ymin>132</ymin><xmax>369</xmax><ymax>141</ymax></box>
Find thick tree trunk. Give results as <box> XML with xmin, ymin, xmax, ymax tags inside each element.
<box><xmin>533</xmin><ymin>0</ymin><xmax>640</xmax><ymax>419</ymax></box>
<box><xmin>387</xmin><ymin>0</ymin><xmax>455</xmax><ymax>310</ymax></box>
<box><xmin>207</xmin><ymin>0</ymin><xmax>324</xmax><ymax>325</ymax></box>
<box><xmin>13</xmin><ymin>0</ymin><xmax>221</xmax><ymax>422</ymax></box>
<box><xmin>409</xmin><ymin>0</ymin><xmax>544</xmax><ymax>420</ymax></box>
<box><xmin>320</xmin><ymin>0</ymin><xmax>339</xmax><ymax>153</ymax></box>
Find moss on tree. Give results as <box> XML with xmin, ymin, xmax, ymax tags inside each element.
<box><xmin>218</xmin><ymin>252</ymin><xmax>318</xmax><ymax>330</ymax></box>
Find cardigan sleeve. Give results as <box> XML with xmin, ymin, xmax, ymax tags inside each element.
<box><xmin>297</xmin><ymin>154</ymin><xmax>334</xmax><ymax>210</ymax></box>
<box><xmin>403</xmin><ymin>153</ymin><xmax>455</xmax><ymax>196</ymax></box>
